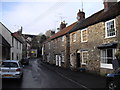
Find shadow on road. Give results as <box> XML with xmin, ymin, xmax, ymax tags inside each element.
<box><xmin>2</xmin><ymin>78</ymin><xmax>22</xmax><ymax>89</ymax></box>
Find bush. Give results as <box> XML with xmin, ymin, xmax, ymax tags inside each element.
<box><xmin>115</xmin><ymin>50</ymin><xmax>120</xmax><ymax>59</ymax></box>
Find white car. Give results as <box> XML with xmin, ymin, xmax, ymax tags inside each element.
<box><xmin>1</xmin><ymin>60</ymin><xmax>24</xmax><ymax>80</ymax></box>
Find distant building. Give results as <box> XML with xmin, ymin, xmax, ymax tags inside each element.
<box><xmin>45</xmin><ymin>30</ymin><xmax>55</xmax><ymax>38</ymax></box>
<box><xmin>31</xmin><ymin>49</ymin><xmax>37</xmax><ymax>58</ymax></box>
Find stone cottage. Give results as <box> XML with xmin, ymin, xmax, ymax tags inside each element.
<box><xmin>69</xmin><ymin>1</ymin><xmax>120</xmax><ymax>75</ymax></box>
<box><xmin>43</xmin><ymin>21</ymin><xmax>77</xmax><ymax>68</ymax></box>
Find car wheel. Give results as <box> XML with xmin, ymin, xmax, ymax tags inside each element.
<box><xmin>108</xmin><ymin>81</ymin><xmax>117</xmax><ymax>90</ymax></box>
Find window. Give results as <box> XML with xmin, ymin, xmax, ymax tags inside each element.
<box><xmin>81</xmin><ymin>29</ymin><xmax>88</xmax><ymax>42</ymax></box>
<box><xmin>12</xmin><ymin>37</ymin><xmax>14</xmax><ymax>47</ymax></box>
<box><xmin>20</xmin><ymin>43</ymin><xmax>21</xmax><ymax>50</ymax></box>
<box><xmin>81</xmin><ymin>51</ymin><xmax>88</xmax><ymax>64</ymax></box>
<box><xmin>100</xmin><ymin>48</ymin><xmax>116</xmax><ymax>69</ymax></box>
<box><xmin>17</xmin><ymin>41</ymin><xmax>18</xmax><ymax>49</ymax></box>
<box><xmin>72</xmin><ymin>33</ymin><xmax>76</xmax><ymax>42</ymax></box>
<box><xmin>61</xmin><ymin>36</ymin><xmax>64</xmax><ymax>42</ymax></box>
<box><xmin>61</xmin><ymin>52</ymin><xmax>65</xmax><ymax>62</ymax></box>
<box><xmin>2</xmin><ymin>62</ymin><xmax>18</xmax><ymax>68</ymax></box>
<box><xmin>105</xmin><ymin>19</ymin><xmax>116</xmax><ymax>38</ymax></box>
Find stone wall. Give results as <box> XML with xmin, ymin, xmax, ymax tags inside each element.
<box><xmin>69</xmin><ymin>16</ymin><xmax>120</xmax><ymax>74</ymax></box>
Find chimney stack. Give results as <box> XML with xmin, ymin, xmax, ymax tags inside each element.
<box><xmin>60</xmin><ymin>20</ymin><xmax>67</xmax><ymax>30</ymax></box>
<box><xmin>77</xmin><ymin>9</ymin><xmax>85</xmax><ymax>22</ymax></box>
<box><xmin>104</xmin><ymin>0</ymin><xmax>117</xmax><ymax>10</ymax></box>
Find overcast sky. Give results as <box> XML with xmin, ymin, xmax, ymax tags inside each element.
<box><xmin>0</xmin><ymin>0</ymin><xmax>118</xmax><ymax>35</ymax></box>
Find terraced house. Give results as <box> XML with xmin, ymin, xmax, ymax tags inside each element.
<box><xmin>42</xmin><ymin>21</ymin><xmax>77</xmax><ymax>68</ymax></box>
<box><xmin>42</xmin><ymin>0</ymin><xmax>120</xmax><ymax>75</ymax></box>
<box><xmin>69</xmin><ymin>1</ymin><xmax>120</xmax><ymax>75</ymax></box>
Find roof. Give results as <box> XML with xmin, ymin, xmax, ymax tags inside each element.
<box><xmin>12</xmin><ymin>32</ymin><xmax>24</xmax><ymax>43</ymax></box>
<box><xmin>69</xmin><ymin>2</ymin><xmax>120</xmax><ymax>33</ymax></box>
<box><xmin>0</xmin><ymin>22</ymin><xmax>24</xmax><ymax>44</ymax></box>
<box><xmin>47</xmin><ymin>22</ymin><xmax>77</xmax><ymax>41</ymax></box>
<box><xmin>97</xmin><ymin>42</ymin><xmax>118</xmax><ymax>49</ymax></box>
<box><xmin>23</xmin><ymin>34</ymin><xmax>37</xmax><ymax>38</ymax></box>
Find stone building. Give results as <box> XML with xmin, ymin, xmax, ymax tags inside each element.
<box><xmin>45</xmin><ymin>30</ymin><xmax>55</xmax><ymax>38</ymax></box>
<box><xmin>69</xmin><ymin>1</ymin><xmax>120</xmax><ymax>75</ymax></box>
<box><xmin>42</xmin><ymin>0</ymin><xmax>120</xmax><ymax>75</ymax></box>
<box><xmin>42</xmin><ymin>21</ymin><xmax>77</xmax><ymax>68</ymax></box>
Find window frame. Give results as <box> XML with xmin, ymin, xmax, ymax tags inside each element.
<box><xmin>105</xmin><ymin>19</ymin><xmax>116</xmax><ymax>38</ymax></box>
<box><xmin>100</xmin><ymin>48</ymin><xmax>116</xmax><ymax>69</ymax></box>
<box><xmin>81</xmin><ymin>51</ymin><xmax>88</xmax><ymax>65</ymax></box>
<box><xmin>61</xmin><ymin>36</ymin><xmax>64</xmax><ymax>42</ymax></box>
<box><xmin>61</xmin><ymin>52</ymin><xmax>65</xmax><ymax>63</ymax></box>
<box><xmin>72</xmin><ymin>33</ymin><xmax>76</xmax><ymax>42</ymax></box>
<box><xmin>81</xmin><ymin>29</ymin><xmax>88</xmax><ymax>42</ymax></box>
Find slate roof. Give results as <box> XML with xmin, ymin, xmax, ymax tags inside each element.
<box><xmin>69</xmin><ymin>2</ymin><xmax>120</xmax><ymax>33</ymax></box>
<box><xmin>12</xmin><ymin>32</ymin><xmax>24</xmax><ymax>43</ymax></box>
<box><xmin>47</xmin><ymin>22</ymin><xmax>77</xmax><ymax>41</ymax></box>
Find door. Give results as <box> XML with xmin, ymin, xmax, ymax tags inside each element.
<box><xmin>58</xmin><ymin>55</ymin><xmax>61</xmax><ymax>67</ymax></box>
<box><xmin>77</xmin><ymin>53</ymin><xmax>80</xmax><ymax>68</ymax></box>
<box><xmin>56</xmin><ymin>55</ymin><xmax>59</xmax><ymax>66</ymax></box>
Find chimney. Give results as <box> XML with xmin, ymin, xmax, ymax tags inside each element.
<box><xmin>77</xmin><ymin>9</ymin><xmax>85</xmax><ymax>21</ymax></box>
<box><xmin>60</xmin><ymin>20</ymin><xmax>67</xmax><ymax>30</ymax></box>
<box><xmin>104</xmin><ymin>0</ymin><xmax>117</xmax><ymax>10</ymax></box>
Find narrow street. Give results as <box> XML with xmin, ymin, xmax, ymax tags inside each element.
<box><xmin>2</xmin><ymin>59</ymin><xmax>106</xmax><ymax>89</ymax></box>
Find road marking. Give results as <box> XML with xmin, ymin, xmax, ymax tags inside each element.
<box><xmin>55</xmin><ymin>71</ymin><xmax>91</xmax><ymax>90</ymax></box>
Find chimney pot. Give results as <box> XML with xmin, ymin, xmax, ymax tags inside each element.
<box><xmin>104</xmin><ymin>0</ymin><xmax>117</xmax><ymax>10</ymax></box>
<box><xmin>77</xmin><ymin>9</ymin><xmax>85</xmax><ymax>21</ymax></box>
<box><xmin>60</xmin><ymin>21</ymin><xmax>67</xmax><ymax>30</ymax></box>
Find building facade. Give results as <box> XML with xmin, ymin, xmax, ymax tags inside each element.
<box><xmin>0</xmin><ymin>22</ymin><xmax>23</xmax><ymax>60</ymax></box>
<box><xmin>43</xmin><ymin>1</ymin><xmax>120</xmax><ymax>75</ymax></box>
<box><xmin>43</xmin><ymin>21</ymin><xmax>77</xmax><ymax>68</ymax></box>
<box><xmin>69</xmin><ymin>1</ymin><xmax>120</xmax><ymax>74</ymax></box>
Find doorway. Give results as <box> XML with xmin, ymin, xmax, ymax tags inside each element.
<box><xmin>76</xmin><ymin>53</ymin><xmax>80</xmax><ymax>68</ymax></box>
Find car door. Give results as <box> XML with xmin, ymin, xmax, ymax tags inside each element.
<box><xmin>114</xmin><ymin>70</ymin><xmax>120</xmax><ymax>88</ymax></box>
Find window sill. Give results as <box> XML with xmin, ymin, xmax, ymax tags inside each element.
<box><xmin>81</xmin><ymin>63</ymin><xmax>87</xmax><ymax>65</ymax></box>
<box><xmin>105</xmin><ymin>35</ymin><xmax>116</xmax><ymax>39</ymax></box>
<box><xmin>81</xmin><ymin>41</ymin><xmax>88</xmax><ymax>43</ymax></box>
<box><xmin>100</xmin><ymin>63</ymin><xmax>113</xmax><ymax>69</ymax></box>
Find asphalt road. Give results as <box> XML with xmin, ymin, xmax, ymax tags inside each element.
<box><xmin>2</xmin><ymin>59</ymin><xmax>106</xmax><ymax>90</ymax></box>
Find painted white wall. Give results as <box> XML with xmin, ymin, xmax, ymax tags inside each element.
<box><xmin>0</xmin><ymin>23</ymin><xmax>23</xmax><ymax>60</ymax></box>
<box><xmin>11</xmin><ymin>37</ymin><xmax>22</xmax><ymax>60</ymax></box>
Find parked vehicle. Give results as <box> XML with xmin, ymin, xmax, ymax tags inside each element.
<box><xmin>106</xmin><ymin>68</ymin><xmax>120</xmax><ymax>90</ymax></box>
<box><xmin>20</xmin><ymin>58</ymin><xmax>29</xmax><ymax>65</ymax></box>
<box><xmin>1</xmin><ymin>60</ymin><xmax>24</xmax><ymax>80</ymax></box>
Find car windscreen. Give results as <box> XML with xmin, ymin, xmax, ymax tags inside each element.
<box><xmin>2</xmin><ymin>62</ymin><xmax>18</xmax><ymax>68</ymax></box>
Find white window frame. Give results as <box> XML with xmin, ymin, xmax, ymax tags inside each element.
<box><xmin>105</xmin><ymin>19</ymin><xmax>116</xmax><ymax>38</ymax></box>
<box><xmin>100</xmin><ymin>48</ymin><xmax>116</xmax><ymax>69</ymax></box>
<box><xmin>61</xmin><ymin>52</ymin><xmax>65</xmax><ymax>62</ymax></box>
<box><xmin>81</xmin><ymin>51</ymin><xmax>88</xmax><ymax>65</ymax></box>
<box><xmin>61</xmin><ymin>36</ymin><xmax>64</xmax><ymax>42</ymax></box>
<box><xmin>81</xmin><ymin>29</ymin><xmax>88</xmax><ymax>42</ymax></box>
